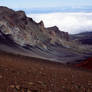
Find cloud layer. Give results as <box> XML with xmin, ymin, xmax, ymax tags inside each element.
<box><xmin>28</xmin><ymin>12</ymin><xmax>92</xmax><ymax>34</ymax></box>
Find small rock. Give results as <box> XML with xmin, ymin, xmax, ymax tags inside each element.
<box><xmin>88</xmin><ymin>81</ymin><xmax>92</xmax><ymax>86</ymax></box>
<box><xmin>27</xmin><ymin>89</ymin><xmax>31</xmax><ymax>92</ymax></box>
<box><xmin>37</xmin><ymin>81</ymin><xmax>43</xmax><ymax>84</ymax></box>
<box><xmin>64</xmin><ymin>78</ymin><xmax>67</xmax><ymax>81</ymax></box>
<box><xmin>10</xmin><ymin>85</ymin><xmax>15</xmax><ymax>88</ymax></box>
<box><xmin>0</xmin><ymin>75</ymin><xmax>3</xmax><ymax>79</ymax></box>
<box><xmin>28</xmin><ymin>82</ymin><xmax>34</xmax><ymax>85</ymax></box>
<box><xmin>62</xmin><ymin>86</ymin><xmax>65</xmax><ymax>88</ymax></box>
<box><xmin>16</xmin><ymin>85</ymin><xmax>20</xmax><ymax>90</ymax></box>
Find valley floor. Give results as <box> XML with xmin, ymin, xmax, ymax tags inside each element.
<box><xmin>0</xmin><ymin>51</ymin><xmax>92</xmax><ymax>92</ymax></box>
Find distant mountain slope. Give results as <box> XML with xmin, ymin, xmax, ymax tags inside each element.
<box><xmin>71</xmin><ymin>32</ymin><xmax>92</xmax><ymax>45</ymax></box>
<box><xmin>0</xmin><ymin>6</ymin><xmax>92</xmax><ymax>63</ymax></box>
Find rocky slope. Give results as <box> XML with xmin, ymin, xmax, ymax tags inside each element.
<box><xmin>0</xmin><ymin>6</ymin><xmax>92</xmax><ymax>63</ymax></box>
<box><xmin>0</xmin><ymin>6</ymin><xmax>69</xmax><ymax>46</ymax></box>
<box><xmin>75</xmin><ymin>57</ymin><xmax>92</xmax><ymax>70</ymax></box>
<box><xmin>0</xmin><ymin>51</ymin><xmax>92</xmax><ymax>92</ymax></box>
<box><xmin>47</xmin><ymin>26</ymin><xmax>69</xmax><ymax>41</ymax></box>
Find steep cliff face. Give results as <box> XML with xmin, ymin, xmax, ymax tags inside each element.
<box><xmin>0</xmin><ymin>6</ymin><xmax>69</xmax><ymax>47</ymax></box>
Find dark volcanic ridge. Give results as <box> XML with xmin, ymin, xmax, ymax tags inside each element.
<box><xmin>0</xmin><ymin>6</ymin><xmax>92</xmax><ymax>63</ymax></box>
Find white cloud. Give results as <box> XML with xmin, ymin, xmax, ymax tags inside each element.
<box><xmin>28</xmin><ymin>12</ymin><xmax>92</xmax><ymax>34</ymax></box>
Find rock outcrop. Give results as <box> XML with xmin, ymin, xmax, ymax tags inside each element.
<box><xmin>47</xmin><ymin>26</ymin><xmax>69</xmax><ymax>41</ymax></box>
<box><xmin>0</xmin><ymin>6</ymin><xmax>69</xmax><ymax>47</ymax></box>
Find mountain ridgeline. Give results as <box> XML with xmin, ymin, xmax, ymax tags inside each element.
<box><xmin>0</xmin><ymin>6</ymin><xmax>92</xmax><ymax>63</ymax></box>
<box><xmin>0</xmin><ymin>6</ymin><xmax>69</xmax><ymax>46</ymax></box>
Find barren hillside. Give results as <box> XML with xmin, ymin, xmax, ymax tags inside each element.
<box><xmin>0</xmin><ymin>51</ymin><xmax>92</xmax><ymax>92</ymax></box>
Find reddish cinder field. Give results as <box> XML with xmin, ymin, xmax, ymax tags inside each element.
<box><xmin>0</xmin><ymin>51</ymin><xmax>92</xmax><ymax>92</ymax></box>
<box><xmin>76</xmin><ymin>57</ymin><xmax>92</xmax><ymax>70</ymax></box>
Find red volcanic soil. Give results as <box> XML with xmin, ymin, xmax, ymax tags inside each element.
<box><xmin>0</xmin><ymin>51</ymin><xmax>92</xmax><ymax>92</ymax></box>
<box><xmin>75</xmin><ymin>57</ymin><xmax>92</xmax><ymax>70</ymax></box>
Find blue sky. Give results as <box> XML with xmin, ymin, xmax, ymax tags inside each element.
<box><xmin>0</xmin><ymin>0</ymin><xmax>92</xmax><ymax>9</ymax></box>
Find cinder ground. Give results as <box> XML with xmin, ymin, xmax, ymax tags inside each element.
<box><xmin>0</xmin><ymin>51</ymin><xmax>92</xmax><ymax>92</ymax></box>
<box><xmin>76</xmin><ymin>57</ymin><xmax>92</xmax><ymax>70</ymax></box>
